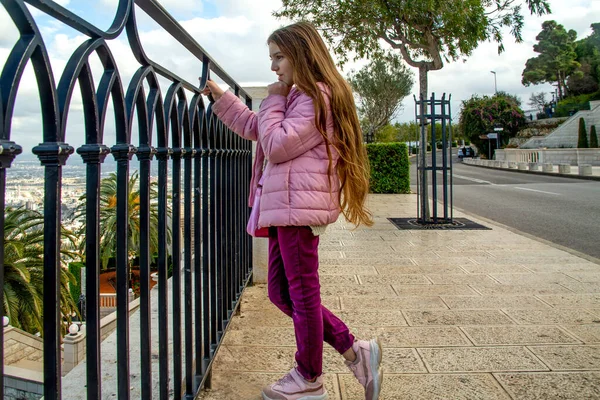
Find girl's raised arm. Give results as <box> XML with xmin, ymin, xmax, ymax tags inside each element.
<box><xmin>209</xmin><ymin>89</ymin><xmax>259</xmax><ymax>141</ymax></box>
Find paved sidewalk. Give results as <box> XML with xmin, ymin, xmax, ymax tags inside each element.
<box><xmin>199</xmin><ymin>194</ymin><xmax>600</xmax><ymax>400</ymax></box>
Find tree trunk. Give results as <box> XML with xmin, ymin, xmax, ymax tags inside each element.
<box><xmin>561</xmin><ymin>71</ymin><xmax>569</xmax><ymax>98</ymax></box>
<box><xmin>418</xmin><ymin>65</ymin><xmax>430</xmax><ymax>221</ymax></box>
<box><xmin>557</xmin><ymin>71</ymin><xmax>564</xmax><ymax>100</ymax></box>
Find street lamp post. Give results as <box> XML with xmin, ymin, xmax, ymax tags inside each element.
<box><xmin>490</xmin><ymin>71</ymin><xmax>497</xmax><ymax>94</ymax></box>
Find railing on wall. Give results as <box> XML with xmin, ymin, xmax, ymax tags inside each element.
<box><xmin>0</xmin><ymin>0</ymin><xmax>253</xmax><ymax>398</ymax></box>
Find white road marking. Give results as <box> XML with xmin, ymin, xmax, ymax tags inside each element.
<box><xmin>513</xmin><ymin>187</ymin><xmax>561</xmax><ymax>195</ymax></box>
<box><xmin>452</xmin><ymin>174</ymin><xmax>496</xmax><ymax>185</ymax></box>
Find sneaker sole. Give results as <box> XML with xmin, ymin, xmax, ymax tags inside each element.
<box><xmin>369</xmin><ymin>338</ymin><xmax>383</xmax><ymax>400</ymax></box>
<box><xmin>262</xmin><ymin>391</ymin><xmax>328</xmax><ymax>400</ymax></box>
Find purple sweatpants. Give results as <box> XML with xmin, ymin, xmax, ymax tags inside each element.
<box><xmin>267</xmin><ymin>226</ymin><xmax>355</xmax><ymax>380</ymax></box>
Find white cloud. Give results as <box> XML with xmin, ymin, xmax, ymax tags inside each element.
<box><xmin>101</xmin><ymin>0</ymin><xmax>203</xmax><ymax>15</ymax></box>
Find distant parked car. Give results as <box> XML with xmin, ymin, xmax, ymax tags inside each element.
<box><xmin>458</xmin><ymin>146</ymin><xmax>475</xmax><ymax>160</ymax></box>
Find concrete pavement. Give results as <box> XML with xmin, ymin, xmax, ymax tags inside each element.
<box><xmin>199</xmin><ymin>194</ymin><xmax>600</xmax><ymax>400</ymax></box>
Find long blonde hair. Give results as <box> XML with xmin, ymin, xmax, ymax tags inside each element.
<box><xmin>268</xmin><ymin>22</ymin><xmax>373</xmax><ymax>227</ymax></box>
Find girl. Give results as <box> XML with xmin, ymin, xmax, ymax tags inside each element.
<box><xmin>202</xmin><ymin>21</ymin><xmax>382</xmax><ymax>400</ymax></box>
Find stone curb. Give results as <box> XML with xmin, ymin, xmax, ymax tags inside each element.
<box><xmin>461</xmin><ymin>161</ymin><xmax>600</xmax><ymax>182</ymax></box>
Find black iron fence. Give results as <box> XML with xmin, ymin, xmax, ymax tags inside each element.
<box><xmin>0</xmin><ymin>0</ymin><xmax>253</xmax><ymax>398</ymax></box>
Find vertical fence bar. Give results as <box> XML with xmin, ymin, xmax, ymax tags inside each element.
<box><xmin>171</xmin><ymin>145</ymin><xmax>182</xmax><ymax>400</ymax></box>
<box><xmin>183</xmin><ymin>143</ymin><xmax>194</xmax><ymax>398</ymax></box>
<box><xmin>111</xmin><ymin>143</ymin><xmax>135</xmax><ymax>400</ymax></box>
<box><xmin>413</xmin><ymin>96</ymin><xmax>419</xmax><ymax>222</ymax></box>
<box><xmin>222</xmin><ymin>126</ymin><xmax>232</xmax><ymax>321</ymax></box>
<box><xmin>240</xmin><ymin>136</ymin><xmax>246</xmax><ymax>285</ymax></box>
<box><xmin>207</xmin><ymin>113</ymin><xmax>218</xmax><ymax>354</ymax></box>
<box><xmin>78</xmin><ymin>144</ymin><xmax>110</xmax><ymax>400</ymax></box>
<box><xmin>201</xmin><ymin>112</ymin><xmax>211</xmax><ymax>374</ymax></box>
<box><xmin>193</xmin><ymin>115</ymin><xmax>203</xmax><ymax>388</ymax></box>
<box><xmin>32</xmin><ymin>142</ymin><xmax>74</xmax><ymax>400</ymax></box>
<box><xmin>136</xmin><ymin>144</ymin><xmax>154</xmax><ymax>399</ymax></box>
<box><xmin>419</xmin><ymin>96</ymin><xmax>427</xmax><ymax>222</ymax></box>
<box><xmin>0</xmin><ymin>141</ymin><xmax>22</xmax><ymax>400</ymax></box>
<box><xmin>215</xmin><ymin>121</ymin><xmax>225</xmax><ymax>336</ymax></box>
<box><xmin>233</xmin><ymin>134</ymin><xmax>240</xmax><ymax>302</ymax></box>
<box><xmin>448</xmin><ymin>96</ymin><xmax>454</xmax><ymax>221</ymax></box>
<box><xmin>155</xmin><ymin>147</ymin><xmax>170</xmax><ymax>400</ymax></box>
<box><xmin>430</xmin><ymin>94</ymin><xmax>437</xmax><ymax>222</ymax></box>
<box><xmin>441</xmin><ymin>95</ymin><xmax>448</xmax><ymax>221</ymax></box>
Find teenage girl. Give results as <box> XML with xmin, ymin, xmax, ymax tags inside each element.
<box><xmin>202</xmin><ymin>21</ymin><xmax>383</xmax><ymax>400</ymax></box>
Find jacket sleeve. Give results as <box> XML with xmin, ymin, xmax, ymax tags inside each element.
<box><xmin>257</xmin><ymin>92</ymin><xmax>325</xmax><ymax>164</ymax></box>
<box><xmin>211</xmin><ymin>91</ymin><xmax>258</xmax><ymax>141</ymax></box>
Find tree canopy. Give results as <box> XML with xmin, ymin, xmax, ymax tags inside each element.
<box><xmin>3</xmin><ymin>207</ymin><xmax>79</xmax><ymax>335</ymax></box>
<box><xmin>274</xmin><ymin>0</ymin><xmax>551</xmax><ymax>96</ymax></box>
<box><xmin>348</xmin><ymin>54</ymin><xmax>414</xmax><ymax>142</ymax></box>
<box><xmin>75</xmin><ymin>171</ymin><xmax>171</xmax><ymax>271</ymax></box>
<box><xmin>522</xmin><ymin>20</ymin><xmax>580</xmax><ymax>99</ymax></box>
<box><xmin>458</xmin><ymin>93</ymin><xmax>526</xmax><ymax>157</ymax></box>
<box><xmin>570</xmin><ymin>23</ymin><xmax>600</xmax><ymax>95</ymax></box>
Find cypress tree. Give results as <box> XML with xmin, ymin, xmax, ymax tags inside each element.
<box><xmin>590</xmin><ymin>125</ymin><xmax>598</xmax><ymax>148</ymax></box>
<box><xmin>578</xmin><ymin>118</ymin><xmax>588</xmax><ymax>148</ymax></box>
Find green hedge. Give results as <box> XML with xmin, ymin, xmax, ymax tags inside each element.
<box><xmin>366</xmin><ymin>143</ymin><xmax>410</xmax><ymax>194</ymax></box>
<box><xmin>68</xmin><ymin>262</ymin><xmax>85</xmax><ymax>305</ymax></box>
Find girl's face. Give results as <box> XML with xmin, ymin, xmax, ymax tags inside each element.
<box><xmin>269</xmin><ymin>42</ymin><xmax>294</xmax><ymax>86</ymax></box>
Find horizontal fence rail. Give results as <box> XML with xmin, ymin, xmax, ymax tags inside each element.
<box><xmin>0</xmin><ymin>0</ymin><xmax>253</xmax><ymax>399</ymax></box>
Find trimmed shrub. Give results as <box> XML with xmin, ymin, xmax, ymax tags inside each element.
<box><xmin>555</xmin><ymin>92</ymin><xmax>596</xmax><ymax>117</ymax></box>
<box><xmin>578</xmin><ymin>118</ymin><xmax>588</xmax><ymax>148</ymax></box>
<box><xmin>68</xmin><ymin>262</ymin><xmax>85</xmax><ymax>305</ymax></box>
<box><xmin>590</xmin><ymin>125</ymin><xmax>598</xmax><ymax>148</ymax></box>
<box><xmin>366</xmin><ymin>143</ymin><xmax>410</xmax><ymax>194</ymax></box>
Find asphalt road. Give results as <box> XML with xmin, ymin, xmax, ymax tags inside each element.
<box><xmin>410</xmin><ymin>152</ymin><xmax>600</xmax><ymax>259</ymax></box>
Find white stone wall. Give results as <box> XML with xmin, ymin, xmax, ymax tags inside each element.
<box><xmin>499</xmin><ymin>149</ymin><xmax>600</xmax><ymax>166</ymax></box>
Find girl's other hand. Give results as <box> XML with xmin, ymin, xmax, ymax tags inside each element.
<box><xmin>201</xmin><ymin>79</ymin><xmax>224</xmax><ymax>101</ymax></box>
<box><xmin>267</xmin><ymin>82</ymin><xmax>291</xmax><ymax>97</ymax></box>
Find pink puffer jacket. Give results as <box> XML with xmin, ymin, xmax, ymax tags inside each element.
<box><xmin>212</xmin><ymin>84</ymin><xmax>341</xmax><ymax>228</ymax></box>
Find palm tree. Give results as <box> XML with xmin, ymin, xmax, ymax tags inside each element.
<box><xmin>3</xmin><ymin>206</ymin><xmax>79</xmax><ymax>336</ymax></box>
<box><xmin>76</xmin><ymin>171</ymin><xmax>171</xmax><ymax>272</ymax></box>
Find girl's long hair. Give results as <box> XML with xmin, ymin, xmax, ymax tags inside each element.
<box><xmin>268</xmin><ymin>22</ymin><xmax>373</xmax><ymax>227</ymax></box>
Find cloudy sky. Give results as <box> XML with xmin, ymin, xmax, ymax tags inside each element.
<box><xmin>1</xmin><ymin>0</ymin><xmax>599</xmax><ymax>158</ymax></box>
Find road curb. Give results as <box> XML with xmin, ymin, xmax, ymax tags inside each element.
<box><xmin>461</xmin><ymin>161</ymin><xmax>600</xmax><ymax>182</ymax></box>
<box><xmin>449</xmin><ymin>202</ymin><xmax>600</xmax><ymax>265</ymax></box>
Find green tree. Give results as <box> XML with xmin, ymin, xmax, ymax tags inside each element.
<box><xmin>590</xmin><ymin>125</ymin><xmax>598</xmax><ymax>148</ymax></box>
<box><xmin>3</xmin><ymin>207</ymin><xmax>79</xmax><ymax>335</ymax></box>
<box><xmin>522</xmin><ymin>20</ymin><xmax>580</xmax><ymax>100</ymax></box>
<box><xmin>348</xmin><ymin>54</ymin><xmax>414</xmax><ymax>141</ymax></box>
<box><xmin>578</xmin><ymin>118</ymin><xmax>588</xmax><ymax>148</ymax></box>
<box><xmin>570</xmin><ymin>23</ymin><xmax>600</xmax><ymax>95</ymax></box>
<box><xmin>458</xmin><ymin>93</ymin><xmax>527</xmax><ymax>158</ymax></box>
<box><xmin>374</xmin><ymin>124</ymin><xmax>398</xmax><ymax>143</ymax></box>
<box><xmin>274</xmin><ymin>0</ymin><xmax>550</xmax><ymax>99</ymax></box>
<box><xmin>75</xmin><ymin>171</ymin><xmax>171</xmax><ymax>272</ymax></box>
